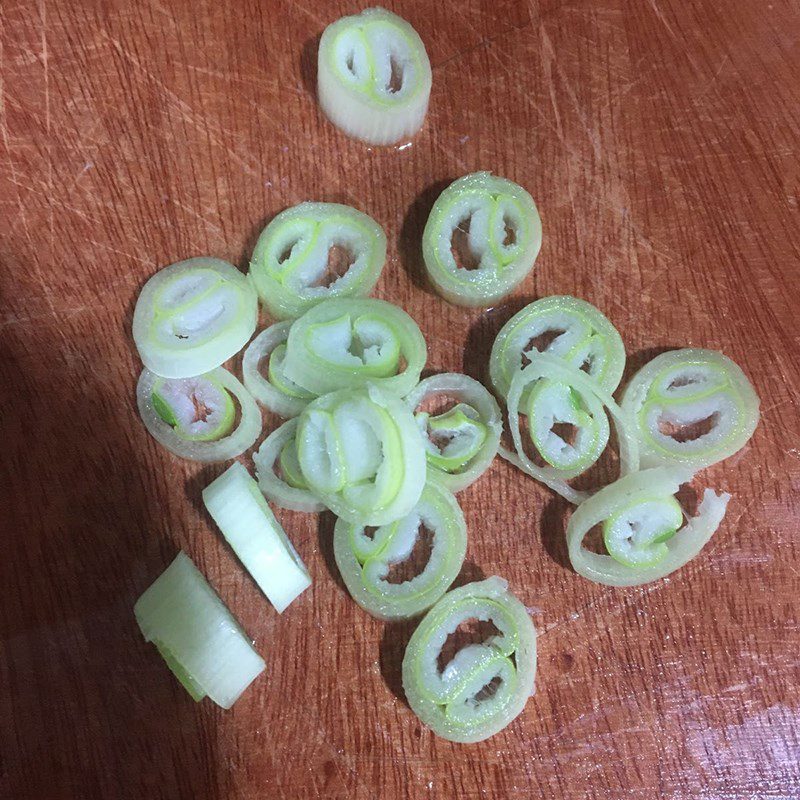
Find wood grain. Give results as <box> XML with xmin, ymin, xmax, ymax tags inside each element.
<box><xmin>1</xmin><ymin>1</ymin><xmax>799</xmax><ymax>798</ymax></box>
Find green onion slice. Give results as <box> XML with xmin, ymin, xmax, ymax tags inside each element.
<box><xmin>333</xmin><ymin>477</ymin><xmax>467</xmax><ymax>620</ymax></box>
<box><xmin>401</xmin><ymin>577</ymin><xmax>537</xmax><ymax>743</ymax></box>
<box><xmin>317</xmin><ymin>8</ymin><xmax>432</xmax><ymax>145</ymax></box>
<box><xmin>132</xmin><ymin>257</ymin><xmax>257</xmax><ymax>379</ymax></box>
<box><xmin>422</xmin><ymin>172</ymin><xmax>542</xmax><ymax>307</ymax></box>
<box><xmin>202</xmin><ymin>462</ymin><xmax>311</xmax><ymax>612</ymax></box>
<box><xmin>621</xmin><ymin>348</ymin><xmax>760</xmax><ymax>470</ymax></box>
<box><xmin>137</xmin><ymin>367</ymin><xmax>262</xmax><ymax>462</ymax></box>
<box><xmin>249</xmin><ymin>203</ymin><xmax>387</xmax><ymax>320</ymax></box>
<box><xmin>134</xmin><ymin>551</ymin><xmax>265</xmax><ymax>709</ymax></box>
<box><xmin>567</xmin><ymin>466</ymin><xmax>731</xmax><ymax>586</ymax></box>
<box><xmin>283</xmin><ymin>297</ymin><xmax>426</xmax><ymax>397</ymax></box>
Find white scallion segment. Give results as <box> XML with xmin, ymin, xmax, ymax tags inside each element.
<box><xmin>567</xmin><ymin>466</ymin><xmax>730</xmax><ymax>587</ymax></box>
<box><xmin>406</xmin><ymin>373</ymin><xmax>502</xmax><ymax>492</ymax></box>
<box><xmin>132</xmin><ymin>257</ymin><xmax>257</xmax><ymax>379</ymax></box>
<box><xmin>242</xmin><ymin>322</ymin><xmax>316</xmax><ymax>419</ymax></box>
<box><xmin>296</xmin><ymin>384</ymin><xmax>426</xmax><ymax>525</ymax></box>
<box><xmin>137</xmin><ymin>367</ymin><xmax>262</xmax><ymax>462</ymax></box>
<box><xmin>249</xmin><ymin>203</ymin><xmax>387</xmax><ymax>320</ymax></box>
<box><xmin>401</xmin><ymin>577</ymin><xmax>537</xmax><ymax>743</ymax></box>
<box><xmin>134</xmin><ymin>551</ymin><xmax>265</xmax><ymax>709</ymax></box>
<box><xmin>202</xmin><ymin>463</ymin><xmax>311</xmax><ymax>613</ymax></box>
<box><xmin>621</xmin><ymin>348</ymin><xmax>760</xmax><ymax>470</ymax></box>
<box><xmin>334</xmin><ymin>478</ymin><xmax>467</xmax><ymax>620</ymax></box>
<box><xmin>253</xmin><ymin>419</ymin><xmax>326</xmax><ymax>513</ymax></box>
<box><xmin>283</xmin><ymin>297</ymin><xmax>427</xmax><ymax>397</ymax></box>
<box><xmin>317</xmin><ymin>8</ymin><xmax>432</xmax><ymax>145</ymax></box>
<box><xmin>489</xmin><ymin>295</ymin><xmax>626</xmax><ymax>399</ymax></box>
<box><xmin>422</xmin><ymin>172</ymin><xmax>542</xmax><ymax>307</ymax></box>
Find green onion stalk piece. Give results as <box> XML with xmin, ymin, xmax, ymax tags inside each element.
<box><xmin>134</xmin><ymin>551</ymin><xmax>265</xmax><ymax>709</ymax></box>
<box><xmin>406</xmin><ymin>373</ymin><xmax>502</xmax><ymax>492</ymax></box>
<box><xmin>249</xmin><ymin>203</ymin><xmax>387</xmax><ymax>320</ymax></box>
<box><xmin>621</xmin><ymin>348</ymin><xmax>760</xmax><ymax>470</ymax></box>
<box><xmin>317</xmin><ymin>8</ymin><xmax>432</xmax><ymax>145</ymax></box>
<box><xmin>253</xmin><ymin>419</ymin><xmax>326</xmax><ymax>513</ymax></box>
<box><xmin>401</xmin><ymin>577</ymin><xmax>537</xmax><ymax>743</ymax></box>
<box><xmin>242</xmin><ymin>321</ymin><xmax>316</xmax><ymax>418</ymax></box>
<box><xmin>203</xmin><ymin>462</ymin><xmax>311</xmax><ymax>613</ymax></box>
<box><xmin>295</xmin><ymin>384</ymin><xmax>426</xmax><ymax>525</ymax></box>
<box><xmin>422</xmin><ymin>172</ymin><xmax>542</xmax><ymax>307</ymax></box>
<box><xmin>500</xmin><ymin>352</ymin><xmax>639</xmax><ymax>505</ymax></box>
<box><xmin>333</xmin><ymin>477</ymin><xmax>467</xmax><ymax>620</ymax></box>
<box><xmin>137</xmin><ymin>367</ymin><xmax>261</xmax><ymax>462</ymax></box>
<box><xmin>489</xmin><ymin>295</ymin><xmax>626</xmax><ymax>400</ymax></box>
<box><xmin>567</xmin><ymin>466</ymin><xmax>730</xmax><ymax>586</ymax></box>
<box><xmin>132</xmin><ymin>257</ymin><xmax>257</xmax><ymax>379</ymax></box>
<box><xmin>283</xmin><ymin>297</ymin><xmax>427</xmax><ymax>398</ymax></box>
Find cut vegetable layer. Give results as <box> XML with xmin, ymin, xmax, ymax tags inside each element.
<box><xmin>134</xmin><ymin>551</ymin><xmax>265</xmax><ymax>709</ymax></box>
<box><xmin>203</xmin><ymin>462</ymin><xmax>311</xmax><ymax>612</ymax></box>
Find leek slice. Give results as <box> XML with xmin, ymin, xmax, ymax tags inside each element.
<box><xmin>132</xmin><ymin>257</ymin><xmax>257</xmax><ymax>378</ymax></box>
<box><xmin>422</xmin><ymin>172</ymin><xmax>542</xmax><ymax>307</ymax></box>
<box><xmin>249</xmin><ymin>203</ymin><xmax>387</xmax><ymax>319</ymax></box>
<box><xmin>137</xmin><ymin>367</ymin><xmax>262</xmax><ymax>462</ymax></box>
<box><xmin>134</xmin><ymin>551</ymin><xmax>265</xmax><ymax>709</ymax></box>
<box><xmin>333</xmin><ymin>478</ymin><xmax>467</xmax><ymax>620</ymax></box>
<box><xmin>621</xmin><ymin>348</ymin><xmax>760</xmax><ymax>469</ymax></box>
<box><xmin>202</xmin><ymin>462</ymin><xmax>311</xmax><ymax>612</ymax></box>
<box><xmin>317</xmin><ymin>8</ymin><xmax>432</xmax><ymax>145</ymax></box>
<box><xmin>401</xmin><ymin>577</ymin><xmax>537</xmax><ymax>743</ymax></box>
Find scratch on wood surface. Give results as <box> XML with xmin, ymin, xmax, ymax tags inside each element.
<box><xmin>645</xmin><ymin>0</ymin><xmax>678</xmax><ymax>42</ymax></box>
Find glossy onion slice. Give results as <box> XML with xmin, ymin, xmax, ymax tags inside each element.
<box><xmin>132</xmin><ymin>257</ymin><xmax>257</xmax><ymax>378</ymax></box>
<box><xmin>621</xmin><ymin>348</ymin><xmax>760</xmax><ymax>470</ymax></box>
<box><xmin>282</xmin><ymin>297</ymin><xmax>426</xmax><ymax>397</ymax></box>
<box><xmin>333</xmin><ymin>478</ymin><xmax>467</xmax><ymax>620</ymax></box>
<box><xmin>406</xmin><ymin>373</ymin><xmax>502</xmax><ymax>492</ymax></box>
<box><xmin>137</xmin><ymin>367</ymin><xmax>261</xmax><ymax>462</ymax></box>
<box><xmin>317</xmin><ymin>8</ymin><xmax>432</xmax><ymax>145</ymax></box>
<box><xmin>489</xmin><ymin>295</ymin><xmax>625</xmax><ymax>400</ymax></box>
<box><xmin>567</xmin><ymin>466</ymin><xmax>730</xmax><ymax>587</ymax></box>
<box><xmin>402</xmin><ymin>577</ymin><xmax>537</xmax><ymax>743</ymax></box>
<box><xmin>249</xmin><ymin>203</ymin><xmax>387</xmax><ymax>320</ymax></box>
<box><xmin>422</xmin><ymin>172</ymin><xmax>542</xmax><ymax>307</ymax></box>
<box><xmin>295</xmin><ymin>384</ymin><xmax>426</xmax><ymax>525</ymax></box>
<box><xmin>134</xmin><ymin>551</ymin><xmax>265</xmax><ymax>709</ymax></box>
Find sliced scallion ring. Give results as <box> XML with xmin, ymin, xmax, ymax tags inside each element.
<box><xmin>137</xmin><ymin>367</ymin><xmax>262</xmax><ymax>462</ymax></box>
<box><xmin>132</xmin><ymin>257</ymin><xmax>257</xmax><ymax>378</ymax></box>
<box><xmin>401</xmin><ymin>577</ymin><xmax>537</xmax><ymax>743</ymax></box>
<box><xmin>334</xmin><ymin>478</ymin><xmax>467</xmax><ymax>620</ymax></box>
<box><xmin>317</xmin><ymin>8</ymin><xmax>432</xmax><ymax>145</ymax></box>
<box><xmin>621</xmin><ymin>348</ymin><xmax>760</xmax><ymax>469</ymax></box>
<box><xmin>422</xmin><ymin>172</ymin><xmax>542</xmax><ymax>307</ymax></box>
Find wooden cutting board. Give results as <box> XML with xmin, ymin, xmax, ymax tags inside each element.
<box><xmin>2</xmin><ymin>1</ymin><xmax>798</xmax><ymax>797</ymax></box>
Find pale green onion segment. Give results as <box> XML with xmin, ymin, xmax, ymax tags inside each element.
<box><xmin>406</xmin><ymin>373</ymin><xmax>502</xmax><ymax>492</ymax></box>
<box><xmin>490</xmin><ymin>295</ymin><xmax>626</xmax><ymax>399</ymax></box>
<box><xmin>317</xmin><ymin>8</ymin><xmax>432</xmax><ymax>145</ymax></box>
<box><xmin>132</xmin><ymin>257</ymin><xmax>257</xmax><ymax>379</ymax></box>
<box><xmin>249</xmin><ymin>203</ymin><xmax>387</xmax><ymax>320</ymax></box>
<box><xmin>295</xmin><ymin>384</ymin><xmax>426</xmax><ymax>525</ymax></box>
<box><xmin>134</xmin><ymin>551</ymin><xmax>265</xmax><ymax>709</ymax></box>
<box><xmin>242</xmin><ymin>322</ymin><xmax>315</xmax><ymax>418</ymax></box>
<box><xmin>500</xmin><ymin>352</ymin><xmax>639</xmax><ymax>505</ymax></box>
<box><xmin>422</xmin><ymin>172</ymin><xmax>542</xmax><ymax>307</ymax></box>
<box><xmin>567</xmin><ymin>466</ymin><xmax>730</xmax><ymax>587</ymax></box>
<box><xmin>401</xmin><ymin>577</ymin><xmax>537</xmax><ymax>743</ymax></box>
<box><xmin>137</xmin><ymin>367</ymin><xmax>262</xmax><ymax>462</ymax></box>
<box><xmin>621</xmin><ymin>348</ymin><xmax>760</xmax><ymax>470</ymax></box>
<box><xmin>203</xmin><ymin>462</ymin><xmax>311</xmax><ymax>613</ymax></box>
<box><xmin>333</xmin><ymin>478</ymin><xmax>467</xmax><ymax>620</ymax></box>
<box><xmin>253</xmin><ymin>419</ymin><xmax>326</xmax><ymax>513</ymax></box>
<box><xmin>283</xmin><ymin>297</ymin><xmax>426</xmax><ymax>397</ymax></box>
